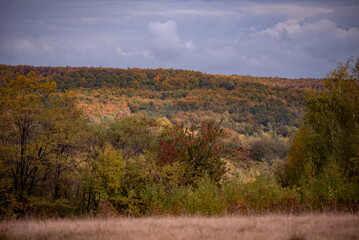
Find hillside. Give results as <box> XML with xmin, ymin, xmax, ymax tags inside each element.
<box><xmin>0</xmin><ymin>65</ymin><xmax>320</xmax><ymax>162</ymax></box>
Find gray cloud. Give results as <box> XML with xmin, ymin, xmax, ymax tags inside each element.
<box><xmin>148</xmin><ymin>20</ymin><xmax>183</xmax><ymax>60</ymax></box>
<box><xmin>240</xmin><ymin>4</ymin><xmax>333</xmax><ymax>19</ymax></box>
<box><xmin>0</xmin><ymin>0</ymin><xmax>358</xmax><ymax>77</ymax></box>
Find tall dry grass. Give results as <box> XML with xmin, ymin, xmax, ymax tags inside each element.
<box><xmin>0</xmin><ymin>214</ymin><xmax>358</xmax><ymax>240</ymax></box>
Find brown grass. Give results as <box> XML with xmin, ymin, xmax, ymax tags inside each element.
<box><xmin>0</xmin><ymin>214</ymin><xmax>358</xmax><ymax>240</ymax></box>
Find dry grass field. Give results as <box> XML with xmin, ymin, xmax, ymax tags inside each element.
<box><xmin>1</xmin><ymin>214</ymin><xmax>358</xmax><ymax>240</ymax></box>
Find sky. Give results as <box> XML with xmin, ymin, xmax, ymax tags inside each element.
<box><xmin>0</xmin><ymin>0</ymin><xmax>359</xmax><ymax>78</ymax></box>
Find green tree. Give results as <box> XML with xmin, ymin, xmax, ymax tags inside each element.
<box><xmin>285</xmin><ymin>58</ymin><xmax>359</xmax><ymax>209</ymax></box>
<box><xmin>80</xmin><ymin>140</ymin><xmax>125</xmax><ymax>214</ymax></box>
<box><xmin>106</xmin><ymin>115</ymin><xmax>160</xmax><ymax>160</ymax></box>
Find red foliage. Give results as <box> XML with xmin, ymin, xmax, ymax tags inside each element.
<box><xmin>245</xmin><ymin>114</ymin><xmax>254</xmax><ymax>119</ymax></box>
<box><xmin>233</xmin><ymin>85</ymin><xmax>241</xmax><ymax>91</ymax></box>
<box><xmin>159</xmin><ymin>139</ymin><xmax>179</xmax><ymax>165</ymax></box>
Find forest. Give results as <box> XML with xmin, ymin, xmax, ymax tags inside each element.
<box><xmin>0</xmin><ymin>64</ymin><xmax>316</xmax><ymax>163</ymax></box>
<box><xmin>0</xmin><ymin>59</ymin><xmax>358</xmax><ymax>218</ymax></box>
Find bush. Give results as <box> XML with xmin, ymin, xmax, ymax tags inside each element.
<box><xmin>299</xmin><ymin>160</ymin><xmax>359</xmax><ymax>212</ymax></box>
<box><xmin>141</xmin><ymin>163</ymin><xmax>301</xmax><ymax>216</ymax></box>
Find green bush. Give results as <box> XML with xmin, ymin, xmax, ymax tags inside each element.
<box><xmin>141</xmin><ymin>164</ymin><xmax>301</xmax><ymax>216</ymax></box>
<box><xmin>299</xmin><ymin>160</ymin><xmax>359</xmax><ymax>212</ymax></box>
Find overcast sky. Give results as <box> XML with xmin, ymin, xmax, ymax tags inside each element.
<box><xmin>0</xmin><ymin>0</ymin><xmax>358</xmax><ymax>78</ymax></box>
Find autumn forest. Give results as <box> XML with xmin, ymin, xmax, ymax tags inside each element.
<box><xmin>0</xmin><ymin>59</ymin><xmax>358</xmax><ymax>218</ymax></box>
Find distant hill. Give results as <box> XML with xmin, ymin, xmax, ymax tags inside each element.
<box><xmin>0</xmin><ymin>65</ymin><xmax>321</xmax><ymax>162</ymax></box>
<box><xmin>0</xmin><ymin>65</ymin><xmax>319</xmax><ymax>90</ymax></box>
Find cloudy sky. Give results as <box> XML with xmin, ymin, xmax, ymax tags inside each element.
<box><xmin>0</xmin><ymin>0</ymin><xmax>358</xmax><ymax>78</ymax></box>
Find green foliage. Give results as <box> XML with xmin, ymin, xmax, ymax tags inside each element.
<box><xmin>88</xmin><ymin>145</ymin><xmax>126</xmax><ymax>213</ymax></box>
<box><xmin>304</xmin><ymin>74</ymin><xmax>355</xmax><ymax>172</ymax></box>
<box><xmin>285</xmin><ymin>58</ymin><xmax>359</xmax><ymax>211</ymax></box>
<box><xmin>285</xmin><ymin>127</ymin><xmax>315</xmax><ymax>186</ymax></box>
<box><xmin>141</xmin><ymin>163</ymin><xmax>301</xmax><ymax>215</ymax></box>
<box><xmin>299</xmin><ymin>160</ymin><xmax>359</xmax><ymax>211</ymax></box>
<box><xmin>106</xmin><ymin>115</ymin><xmax>160</xmax><ymax>160</ymax></box>
<box><xmin>26</xmin><ymin>197</ymin><xmax>75</xmax><ymax>218</ymax></box>
<box><xmin>249</xmin><ymin>134</ymin><xmax>290</xmax><ymax>162</ymax></box>
<box><xmin>142</xmin><ymin>177</ymin><xmax>226</xmax><ymax>215</ymax></box>
<box><xmin>0</xmin><ymin>159</ymin><xmax>15</xmax><ymax>218</ymax></box>
<box><xmin>235</xmin><ymin>174</ymin><xmax>300</xmax><ymax>213</ymax></box>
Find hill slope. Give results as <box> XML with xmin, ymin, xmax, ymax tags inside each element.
<box><xmin>0</xmin><ymin>65</ymin><xmax>320</xmax><ymax>161</ymax></box>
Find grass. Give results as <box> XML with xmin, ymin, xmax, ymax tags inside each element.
<box><xmin>0</xmin><ymin>214</ymin><xmax>358</xmax><ymax>240</ymax></box>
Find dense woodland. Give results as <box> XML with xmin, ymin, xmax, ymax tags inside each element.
<box><xmin>0</xmin><ymin>65</ymin><xmax>318</xmax><ymax>162</ymax></box>
<box><xmin>0</xmin><ymin>59</ymin><xmax>358</xmax><ymax>217</ymax></box>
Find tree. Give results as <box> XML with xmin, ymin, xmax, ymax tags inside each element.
<box><xmin>159</xmin><ymin>120</ymin><xmax>228</xmax><ymax>183</ymax></box>
<box><xmin>106</xmin><ymin>115</ymin><xmax>160</xmax><ymax>160</ymax></box>
<box><xmin>0</xmin><ymin>72</ymin><xmax>87</xmax><ymax>216</ymax></box>
<box><xmin>80</xmin><ymin>140</ymin><xmax>125</xmax><ymax>214</ymax></box>
<box><xmin>286</xmin><ymin>58</ymin><xmax>359</xmax><ymax>185</ymax></box>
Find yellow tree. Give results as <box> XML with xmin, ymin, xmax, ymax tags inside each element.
<box><xmin>0</xmin><ymin>72</ymin><xmax>87</xmax><ymax>215</ymax></box>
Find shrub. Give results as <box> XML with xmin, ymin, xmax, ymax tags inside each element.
<box><xmin>299</xmin><ymin>160</ymin><xmax>359</xmax><ymax>212</ymax></box>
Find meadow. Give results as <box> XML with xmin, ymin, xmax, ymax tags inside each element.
<box><xmin>1</xmin><ymin>214</ymin><xmax>358</xmax><ymax>240</ymax></box>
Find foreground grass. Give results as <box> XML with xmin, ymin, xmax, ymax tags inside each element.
<box><xmin>0</xmin><ymin>214</ymin><xmax>358</xmax><ymax>240</ymax></box>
